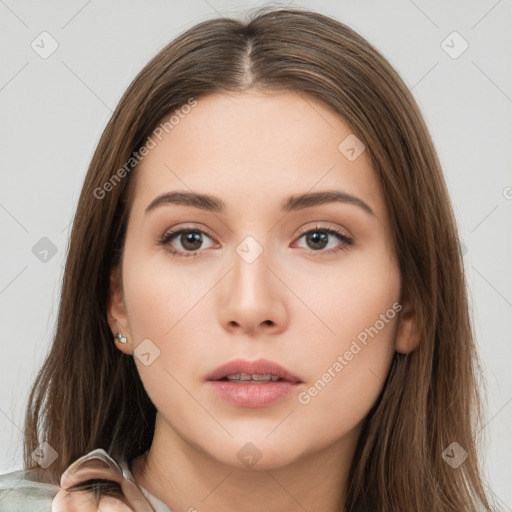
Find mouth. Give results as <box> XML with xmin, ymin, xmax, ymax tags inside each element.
<box><xmin>205</xmin><ymin>358</ymin><xmax>303</xmax><ymax>408</ymax></box>
<box><xmin>217</xmin><ymin>373</ymin><xmax>284</xmax><ymax>383</ymax></box>
<box><xmin>205</xmin><ymin>358</ymin><xmax>303</xmax><ymax>384</ymax></box>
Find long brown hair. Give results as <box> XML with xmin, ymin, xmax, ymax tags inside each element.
<box><xmin>23</xmin><ymin>6</ymin><xmax>493</xmax><ymax>511</ymax></box>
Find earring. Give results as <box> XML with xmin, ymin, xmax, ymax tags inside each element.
<box><xmin>115</xmin><ymin>332</ymin><xmax>127</xmax><ymax>344</ymax></box>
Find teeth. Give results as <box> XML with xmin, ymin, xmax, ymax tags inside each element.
<box><xmin>225</xmin><ymin>373</ymin><xmax>280</xmax><ymax>382</ymax></box>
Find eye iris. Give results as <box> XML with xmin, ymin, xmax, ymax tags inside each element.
<box><xmin>181</xmin><ymin>231</ymin><xmax>202</xmax><ymax>250</ymax></box>
<box><xmin>307</xmin><ymin>231</ymin><xmax>328</xmax><ymax>250</ymax></box>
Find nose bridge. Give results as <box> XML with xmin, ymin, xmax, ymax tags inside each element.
<box><xmin>220</xmin><ymin>231</ymin><xmax>287</xmax><ymax>333</ymax></box>
<box><xmin>231</xmin><ymin>233</ymin><xmax>272</xmax><ymax>303</ymax></box>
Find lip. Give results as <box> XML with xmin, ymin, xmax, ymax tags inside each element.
<box><xmin>205</xmin><ymin>358</ymin><xmax>303</xmax><ymax>408</ymax></box>
<box><xmin>205</xmin><ymin>358</ymin><xmax>303</xmax><ymax>383</ymax></box>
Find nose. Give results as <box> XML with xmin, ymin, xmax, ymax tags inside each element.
<box><xmin>219</xmin><ymin>241</ymin><xmax>289</xmax><ymax>337</ymax></box>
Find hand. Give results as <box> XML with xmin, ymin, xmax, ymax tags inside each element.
<box><xmin>51</xmin><ymin>449</ymin><xmax>154</xmax><ymax>512</ymax></box>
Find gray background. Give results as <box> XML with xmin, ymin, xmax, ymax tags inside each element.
<box><xmin>1</xmin><ymin>0</ymin><xmax>511</xmax><ymax>509</ymax></box>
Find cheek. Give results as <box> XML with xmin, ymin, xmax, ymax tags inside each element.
<box><xmin>297</xmin><ymin>316</ymin><xmax>397</xmax><ymax>407</ymax></box>
<box><xmin>289</xmin><ymin>238</ymin><xmax>400</xmax><ymax>350</ymax></box>
<box><xmin>122</xmin><ymin>246</ymin><xmax>205</xmax><ymax>338</ymax></box>
<box><xmin>120</xmin><ymin>248</ymin><xmax>213</xmax><ymax>391</ymax></box>
<box><xmin>122</xmin><ymin>256</ymin><xmax>205</xmax><ymax>417</ymax></box>
<box><xmin>292</xmin><ymin>298</ymin><xmax>398</xmax><ymax>451</ymax></box>
<box><xmin>290</xmin><ymin>244</ymin><xmax>400</xmax><ymax>422</ymax></box>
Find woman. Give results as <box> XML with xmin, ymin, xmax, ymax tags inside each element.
<box><xmin>0</xmin><ymin>6</ymin><xmax>495</xmax><ymax>512</ymax></box>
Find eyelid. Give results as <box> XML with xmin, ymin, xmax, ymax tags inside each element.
<box><xmin>295</xmin><ymin>222</ymin><xmax>351</xmax><ymax>238</ymax></box>
<box><xmin>162</xmin><ymin>223</ymin><xmax>214</xmax><ymax>237</ymax></box>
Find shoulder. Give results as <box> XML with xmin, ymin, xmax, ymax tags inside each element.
<box><xmin>0</xmin><ymin>468</ymin><xmax>59</xmax><ymax>512</ymax></box>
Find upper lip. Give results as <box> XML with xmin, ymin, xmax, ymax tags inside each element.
<box><xmin>206</xmin><ymin>358</ymin><xmax>303</xmax><ymax>383</ymax></box>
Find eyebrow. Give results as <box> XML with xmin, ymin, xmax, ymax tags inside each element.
<box><xmin>145</xmin><ymin>190</ymin><xmax>375</xmax><ymax>216</ymax></box>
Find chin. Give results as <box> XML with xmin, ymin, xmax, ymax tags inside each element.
<box><xmin>205</xmin><ymin>435</ymin><xmax>309</xmax><ymax>472</ymax></box>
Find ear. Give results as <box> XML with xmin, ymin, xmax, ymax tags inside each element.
<box><xmin>394</xmin><ymin>297</ymin><xmax>420</xmax><ymax>354</ymax></box>
<box><xmin>107</xmin><ymin>266</ymin><xmax>132</xmax><ymax>354</ymax></box>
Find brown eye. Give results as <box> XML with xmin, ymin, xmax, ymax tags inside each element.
<box><xmin>304</xmin><ymin>231</ymin><xmax>329</xmax><ymax>250</ymax></box>
<box><xmin>178</xmin><ymin>230</ymin><xmax>203</xmax><ymax>251</ymax></box>
<box><xmin>295</xmin><ymin>226</ymin><xmax>354</xmax><ymax>254</ymax></box>
<box><xmin>160</xmin><ymin>228</ymin><xmax>215</xmax><ymax>257</ymax></box>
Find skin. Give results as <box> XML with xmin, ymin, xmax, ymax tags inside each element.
<box><xmin>107</xmin><ymin>90</ymin><xmax>419</xmax><ymax>512</ymax></box>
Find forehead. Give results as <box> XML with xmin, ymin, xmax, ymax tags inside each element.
<box><xmin>131</xmin><ymin>90</ymin><xmax>386</xmax><ymax>220</ymax></box>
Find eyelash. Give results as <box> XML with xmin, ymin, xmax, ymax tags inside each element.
<box><xmin>158</xmin><ymin>224</ymin><xmax>354</xmax><ymax>258</ymax></box>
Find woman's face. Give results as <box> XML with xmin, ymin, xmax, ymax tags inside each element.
<box><xmin>109</xmin><ymin>90</ymin><xmax>414</xmax><ymax>469</ymax></box>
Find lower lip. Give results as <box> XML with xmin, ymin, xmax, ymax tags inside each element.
<box><xmin>207</xmin><ymin>380</ymin><xmax>301</xmax><ymax>408</ymax></box>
